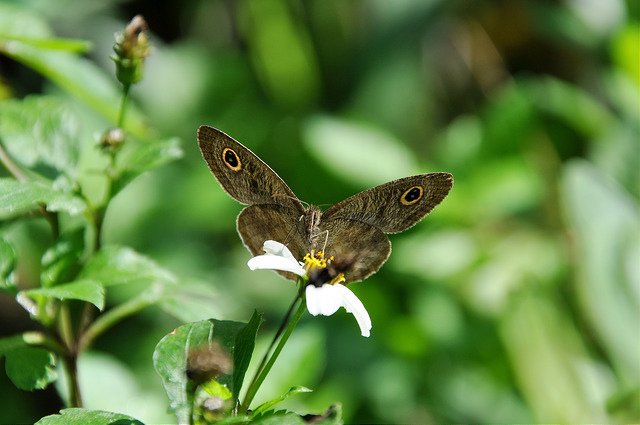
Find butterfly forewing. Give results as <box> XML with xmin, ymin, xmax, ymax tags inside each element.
<box><xmin>197</xmin><ymin>125</ymin><xmax>304</xmax><ymax>212</ymax></box>
<box><xmin>322</xmin><ymin>173</ymin><xmax>453</xmax><ymax>234</ymax></box>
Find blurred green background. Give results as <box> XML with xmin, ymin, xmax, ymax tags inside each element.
<box><xmin>0</xmin><ymin>0</ymin><xmax>638</xmax><ymax>423</ymax></box>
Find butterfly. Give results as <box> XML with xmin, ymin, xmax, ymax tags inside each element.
<box><xmin>197</xmin><ymin>125</ymin><xmax>453</xmax><ymax>283</ymax></box>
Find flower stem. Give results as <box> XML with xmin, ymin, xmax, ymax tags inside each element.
<box><xmin>117</xmin><ymin>84</ymin><xmax>130</xmax><ymax>129</ymax></box>
<box><xmin>240</xmin><ymin>293</ymin><xmax>306</xmax><ymax>413</ymax></box>
<box><xmin>78</xmin><ymin>284</ymin><xmax>164</xmax><ymax>352</ymax></box>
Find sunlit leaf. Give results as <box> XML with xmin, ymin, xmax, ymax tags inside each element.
<box><xmin>501</xmin><ymin>292</ymin><xmax>611</xmax><ymax>422</ymax></box>
<box><xmin>79</xmin><ymin>245</ymin><xmax>177</xmax><ymax>287</ymax></box>
<box><xmin>0</xmin><ymin>178</ymin><xmax>86</xmax><ymax>219</ymax></box>
<box><xmin>304</xmin><ymin>115</ymin><xmax>419</xmax><ymax>186</ymax></box>
<box><xmin>1</xmin><ymin>36</ymin><xmax>91</xmax><ymax>53</ymax></box>
<box><xmin>35</xmin><ymin>408</ymin><xmax>144</xmax><ymax>425</ymax></box>
<box><xmin>5</xmin><ymin>347</ymin><xmax>57</xmax><ymax>390</ymax></box>
<box><xmin>0</xmin><ymin>96</ymin><xmax>81</xmax><ymax>178</ymax></box>
<box><xmin>561</xmin><ymin>160</ymin><xmax>640</xmax><ymax>381</ymax></box>
<box><xmin>22</xmin><ymin>279</ymin><xmax>105</xmax><ymax>310</ymax></box>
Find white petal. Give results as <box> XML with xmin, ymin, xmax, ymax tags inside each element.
<box><xmin>332</xmin><ymin>284</ymin><xmax>372</xmax><ymax>337</ymax></box>
<box><xmin>305</xmin><ymin>284</ymin><xmax>372</xmax><ymax>337</ymax></box>
<box><xmin>305</xmin><ymin>284</ymin><xmax>341</xmax><ymax>316</ymax></box>
<box><xmin>262</xmin><ymin>240</ymin><xmax>297</xmax><ymax>262</ymax></box>
<box><xmin>247</xmin><ymin>254</ymin><xmax>306</xmax><ymax>276</ymax></box>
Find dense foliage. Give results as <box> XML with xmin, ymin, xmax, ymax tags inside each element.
<box><xmin>0</xmin><ymin>0</ymin><xmax>638</xmax><ymax>423</ymax></box>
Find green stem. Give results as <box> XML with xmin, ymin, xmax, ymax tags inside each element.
<box><xmin>78</xmin><ymin>285</ymin><xmax>164</xmax><ymax>352</ymax></box>
<box><xmin>58</xmin><ymin>303</ymin><xmax>74</xmax><ymax>350</ymax></box>
<box><xmin>240</xmin><ymin>293</ymin><xmax>307</xmax><ymax>413</ymax></box>
<box><xmin>250</xmin><ymin>294</ymin><xmax>300</xmax><ymax>385</ymax></box>
<box><xmin>117</xmin><ymin>84</ymin><xmax>130</xmax><ymax>128</ymax></box>
<box><xmin>0</xmin><ymin>142</ymin><xmax>27</xmax><ymax>181</ymax></box>
<box><xmin>63</xmin><ymin>353</ymin><xmax>82</xmax><ymax>407</ymax></box>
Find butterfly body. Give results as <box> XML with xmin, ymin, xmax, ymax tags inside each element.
<box><xmin>198</xmin><ymin>125</ymin><xmax>453</xmax><ymax>283</ymax></box>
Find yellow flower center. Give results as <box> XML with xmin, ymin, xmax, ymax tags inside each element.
<box><xmin>302</xmin><ymin>251</ymin><xmax>346</xmax><ymax>285</ymax></box>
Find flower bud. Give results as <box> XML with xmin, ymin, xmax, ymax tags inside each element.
<box><xmin>112</xmin><ymin>15</ymin><xmax>150</xmax><ymax>87</ymax></box>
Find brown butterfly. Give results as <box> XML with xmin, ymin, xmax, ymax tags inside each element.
<box><xmin>197</xmin><ymin>125</ymin><xmax>453</xmax><ymax>283</ymax></box>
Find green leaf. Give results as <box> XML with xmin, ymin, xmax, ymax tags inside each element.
<box><xmin>5</xmin><ymin>347</ymin><xmax>57</xmax><ymax>390</ymax></box>
<box><xmin>40</xmin><ymin>229</ymin><xmax>84</xmax><ymax>287</ymax></box>
<box><xmin>1</xmin><ymin>35</ymin><xmax>91</xmax><ymax>53</ymax></box>
<box><xmin>35</xmin><ymin>408</ymin><xmax>144</xmax><ymax>425</ymax></box>
<box><xmin>561</xmin><ymin>160</ymin><xmax>640</xmax><ymax>382</ymax></box>
<box><xmin>0</xmin><ymin>39</ymin><xmax>149</xmax><ymax>139</ymax></box>
<box><xmin>22</xmin><ymin>279</ymin><xmax>105</xmax><ymax>310</ymax></box>
<box><xmin>0</xmin><ymin>237</ymin><xmax>16</xmax><ymax>290</ymax></box>
<box><xmin>153</xmin><ymin>315</ymin><xmax>263</xmax><ymax>423</ymax></box>
<box><xmin>79</xmin><ymin>245</ymin><xmax>176</xmax><ymax>287</ymax></box>
<box><xmin>114</xmin><ymin>137</ymin><xmax>183</xmax><ymax>193</ymax></box>
<box><xmin>0</xmin><ymin>96</ymin><xmax>81</xmax><ymax>179</ymax></box>
<box><xmin>0</xmin><ymin>178</ymin><xmax>86</xmax><ymax>219</ymax></box>
<box><xmin>233</xmin><ymin>310</ymin><xmax>263</xmax><ymax>401</ymax></box>
<box><xmin>251</xmin><ymin>411</ymin><xmax>306</xmax><ymax>425</ymax></box>
<box><xmin>303</xmin><ymin>115</ymin><xmax>419</xmax><ymax>186</ymax></box>
<box><xmin>252</xmin><ymin>406</ymin><xmax>342</xmax><ymax>425</ymax></box>
<box><xmin>252</xmin><ymin>386</ymin><xmax>313</xmax><ymax>417</ymax></box>
<box><xmin>0</xmin><ymin>332</ymin><xmax>46</xmax><ymax>356</ymax></box>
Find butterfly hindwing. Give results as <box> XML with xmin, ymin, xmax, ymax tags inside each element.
<box><xmin>319</xmin><ymin>219</ymin><xmax>391</xmax><ymax>283</ymax></box>
<box><xmin>237</xmin><ymin>204</ymin><xmax>308</xmax><ymax>281</ymax></box>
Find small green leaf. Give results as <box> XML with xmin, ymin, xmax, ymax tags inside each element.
<box><xmin>115</xmin><ymin>137</ymin><xmax>183</xmax><ymax>190</ymax></box>
<box><xmin>233</xmin><ymin>310</ymin><xmax>263</xmax><ymax>401</ymax></box>
<box><xmin>113</xmin><ymin>137</ymin><xmax>183</xmax><ymax>195</ymax></box>
<box><xmin>22</xmin><ymin>279</ymin><xmax>105</xmax><ymax>310</ymax></box>
<box><xmin>153</xmin><ymin>316</ymin><xmax>263</xmax><ymax>423</ymax></box>
<box><xmin>251</xmin><ymin>411</ymin><xmax>306</xmax><ymax>425</ymax></box>
<box><xmin>35</xmin><ymin>408</ymin><xmax>144</xmax><ymax>425</ymax></box>
<box><xmin>0</xmin><ymin>332</ymin><xmax>46</xmax><ymax>356</ymax></box>
<box><xmin>40</xmin><ymin>229</ymin><xmax>84</xmax><ymax>287</ymax></box>
<box><xmin>79</xmin><ymin>245</ymin><xmax>176</xmax><ymax>287</ymax></box>
<box><xmin>0</xmin><ymin>237</ymin><xmax>16</xmax><ymax>290</ymax></box>
<box><xmin>0</xmin><ymin>178</ymin><xmax>86</xmax><ymax>219</ymax></box>
<box><xmin>0</xmin><ymin>96</ymin><xmax>81</xmax><ymax>178</ymax></box>
<box><xmin>253</xmin><ymin>404</ymin><xmax>342</xmax><ymax>425</ymax></box>
<box><xmin>5</xmin><ymin>347</ymin><xmax>57</xmax><ymax>390</ymax></box>
<box><xmin>252</xmin><ymin>386</ymin><xmax>313</xmax><ymax>417</ymax></box>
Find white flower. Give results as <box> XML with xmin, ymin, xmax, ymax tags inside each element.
<box><xmin>247</xmin><ymin>240</ymin><xmax>372</xmax><ymax>337</ymax></box>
